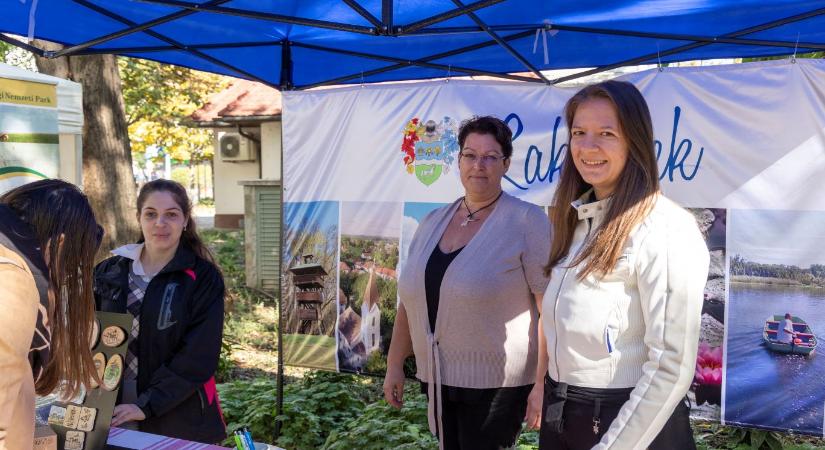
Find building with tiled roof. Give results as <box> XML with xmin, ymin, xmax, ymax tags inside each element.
<box><xmin>190</xmin><ymin>79</ymin><xmax>283</xmax><ymax>230</ymax></box>
<box><xmin>190</xmin><ymin>79</ymin><xmax>282</xmax><ymax>125</ymax></box>
<box><xmin>190</xmin><ymin>79</ymin><xmax>284</xmax><ymax>292</ymax></box>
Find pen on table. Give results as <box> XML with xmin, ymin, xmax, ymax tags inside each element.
<box><xmin>242</xmin><ymin>427</ymin><xmax>255</xmax><ymax>450</ymax></box>
<box><xmin>233</xmin><ymin>430</ymin><xmax>246</xmax><ymax>450</ymax></box>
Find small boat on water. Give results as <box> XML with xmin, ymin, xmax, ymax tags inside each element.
<box><xmin>763</xmin><ymin>315</ymin><xmax>817</xmax><ymax>357</ymax></box>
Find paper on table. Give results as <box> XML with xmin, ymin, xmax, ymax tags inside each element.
<box><xmin>106</xmin><ymin>428</ymin><xmax>229</xmax><ymax>450</ymax></box>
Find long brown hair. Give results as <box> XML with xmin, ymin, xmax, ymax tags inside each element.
<box><xmin>545</xmin><ymin>80</ymin><xmax>660</xmax><ymax>279</ymax></box>
<box><xmin>1</xmin><ymin>179</ymin><xmax>101</xmax><ymax>396</ymax></box>
<box><xmin>136</xmin><ymin>179</ymin><xmax>215</xmax><ymax>264</ymax></box>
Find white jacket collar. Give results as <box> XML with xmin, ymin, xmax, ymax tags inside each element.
<box><xmin>571</xmin><ymin>189</ymin><xmax>611</xmax><ymax>221</ymax></box>
<box><xmin>111</xmin><ymin>243</ymin><xmax>149</xmax><ymax>276</ymax></box>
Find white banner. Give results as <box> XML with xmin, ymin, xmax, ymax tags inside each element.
<box><xmin>284</xmin><ymin>59</ymin><xmax>825</xmax><ymax>210</ymax></box>
<box><xmin>281</xmin><ymin>59</ymin><xmax>825</xmax><ymax>437</ymax></box>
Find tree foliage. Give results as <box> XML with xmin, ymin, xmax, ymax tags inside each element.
<box><xmin>118</xmin><ymin>57</ymin><xmax>229</xmax><ymax>163</ymax></box>
<box><xmin>743</xmin><ymin>52</ymin><xmax>824</xmax><ymax>63</ymax></box>
<box><xmin>32</xmin><ymin>40</ymin><xmax>140</xmax><ymax>257</ymax></box>
<box><xmin>730</xmin><ymin>255</ymin><xmax>825</xmax><ymax>287</ymax></box>
<box><xmin>0</xmin><ymin>40</ymin><xmax>36</xmax><ymax>70</ymax></box>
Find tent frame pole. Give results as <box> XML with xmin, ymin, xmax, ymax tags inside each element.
<box><xmin>450</xmin><ymin>0</ymin><xmax>550</xmax><ymax>84</ymax></box>
<box><xmin>548</xmin><ymin>24</ymin><xmax>825</xmax><ymax>50</ymax></box>
<box><xmin>295</xmin><ymin>29</ymin><xmax>538</xmax><ymax>89</ymax></box>
<box><xmin>398</xmin><ymin>0</ymin><xmax>503</xmax><ymax>35</ymax></box>
<box><xmin>342</xmin><ymin>0</ymin><xmax>383</xmax><ymax>30</ymax></box>
<box><xmin>73</xmin><ymin>41</ymin><xmax>283</xmax><ymax>55</ymax></box>
<box><xmin>402</xmin><ymin>23</ymin><xmax>825</xmax><ymax>51</ymax></box>
<box><xmin>381</xmin><ymin>0</ymin><xmax>393</xmax><ymax>34</ymax></box>
<box><xmin>553</xmin><ymin>5</ymin><xmax>825</xmax><ymax>84</ymax></box>
<box><xmin>276</xmin><ymin>41</ymin><xmax>293</xmax><ymax>438</ymax></box>
<box><xmin>280</xmin><ymin>40</ymin><xmax>294</xmax><ymax>91</ymax></box>
<box><xmin>0</xmin><ymin>33</ymin><xmax>45</xmax><ymax>56</ymax></box>
<box><xmin>136</xmin><ymin>0</ymin><xmax>377</xmax><ymax>35</ymax></box>
<box><xmin>54</xmin><ymin>0</ymin><xmax>231</xmax><ymax>58</ymax></box>
<box><xmin>64</xmin><ymin>27</ymin><xmax>825</xmax><ymax>57</ymax></box>
<box><xmin>274</xmin><ymin>115</ymin><xmax>286</xmax><ymax>442</ymax></box>
<box><xmin>68</xmin><ymin>0</ymin><xmax>281</xmax><ymax>89</ymax></box>
<box><xmin>292</xmin><ymin>41</ymin><xmax>542</xmax><ymax>85</ymax></box>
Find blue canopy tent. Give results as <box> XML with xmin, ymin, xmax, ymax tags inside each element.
<box><xmin>1</xmin><ymin>1</ymin><xmax>824</xmax><ymax>90</ymax></box>
<box><xmin>3</xmin><ymin>1</ymin><xmax>825</xmax><ymax>440</ymax></box>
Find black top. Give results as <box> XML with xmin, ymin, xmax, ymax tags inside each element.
<box><xmin>424</xmin><ymin>244</ymin><xmax>464</xmax><ymax>333</ymax></box>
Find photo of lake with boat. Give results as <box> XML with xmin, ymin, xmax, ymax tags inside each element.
<box><xmin>723</xmin><ymin>209</ymin><xmax>825</xmax><ymax>437</ymax></box>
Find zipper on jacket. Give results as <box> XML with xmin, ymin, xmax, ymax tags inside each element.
<box><xmin>552</xmin><ymin>217</ymin><xmax>593</xmax><ymax>381</ymax></box>
<box><xmin>197</xmin><ymin>387</ymin><xmax>206</xmax><ymax>417</ymax></box>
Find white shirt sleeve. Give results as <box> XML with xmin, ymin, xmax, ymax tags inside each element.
<box><xmin>594</xmin><ymin>211</ymin><xmax>710</xmax><ymax>450</ymax></box>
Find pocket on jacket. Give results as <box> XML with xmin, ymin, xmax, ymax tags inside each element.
<box><xmin>604</xmin><ymin>326</ymin><xmax>615</xmax><ymax>354</ymax></box>
<box><xmin>601</xmin><ymin>298</ymin><xmax>623</xmax><ymax>361</ymax></box>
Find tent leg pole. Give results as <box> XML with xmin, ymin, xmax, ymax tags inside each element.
<box><xmin>275</xmin><ymin>122</ymin><xmax>286</xmax><ymax>440</ymax></box>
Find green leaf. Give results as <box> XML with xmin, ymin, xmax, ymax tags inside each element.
<box><xmin>750</xmin><ymin>430</ymin><xmax>766</xmax><ymax>449</ymax></box>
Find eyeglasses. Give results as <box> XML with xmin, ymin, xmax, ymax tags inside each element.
<box><xmin>459</xmin><ymin>151</ymin><xmax>507</xmax><ymax>166</ymax></box>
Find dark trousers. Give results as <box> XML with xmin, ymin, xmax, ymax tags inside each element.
<box><xmin>539</xmin><ymin>376</ymin><xmax>696</xmax><ymax>450</ymax></box>
<box><xmin>422</xmin><ymin>382</ymin><xmax>532</xmax><ymax>450</ymax></box>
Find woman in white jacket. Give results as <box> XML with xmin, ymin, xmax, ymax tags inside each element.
<box><xmin>535</xmin><ymin>80</ymin><xmax>709</xmax><ymax>450</ymax></box>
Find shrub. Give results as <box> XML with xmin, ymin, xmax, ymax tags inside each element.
<box><xmin>322</xmin><ymin>385</ymin><xmax>436</xmax><ymax>450</ymax></box>
<box><xmin>275</xmin><ymin>372</ymin><xmax>368</xmax><ymax>449</ymax></box>
<box><xmin>217</xmin><ymin>378</ymin><xmax>279</xmax><ymax>444</ymax></box>
<box><xmin>365</xmin><ymin>350</ymin><xmax>387</xmax><ymax>374</ymax></box>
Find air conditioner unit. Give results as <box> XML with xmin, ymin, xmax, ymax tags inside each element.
<box><xmin>219</xmin><ymin>133</ymin><xmax>257</xmax><ymax>162</ymax></box>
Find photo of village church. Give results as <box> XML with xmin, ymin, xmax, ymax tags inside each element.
<box><xmin>336</xmin><ymin>202</ymin><xmax>401</xmax><ymax>374</ymax></box>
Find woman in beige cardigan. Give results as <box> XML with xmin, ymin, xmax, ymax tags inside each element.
<box><xmin>384</xmin><ymin>116</ymin><xmax>551</xmax><ymax>449</ymax></box>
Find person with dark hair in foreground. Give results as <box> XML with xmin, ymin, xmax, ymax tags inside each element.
<box><xmin>95</xmin><ymin>179</ymin><xmax>226</xmax><ymax>443</ymax></box>
<box><xmin>1</xmin><ymin>179</ymin><xmax>101</xmax><ymax>449</ymax></box>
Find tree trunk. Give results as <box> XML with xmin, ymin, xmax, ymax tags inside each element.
<box><xmin>33</xmin><ymin>41</ymin><xmax>139</xmax><ymax>259</ymax></box>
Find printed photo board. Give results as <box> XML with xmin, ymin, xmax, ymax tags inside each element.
<box><xmin>38</xmin><ymin>312</ymin><xmax>131</xmax><ymax>450</ymax></box>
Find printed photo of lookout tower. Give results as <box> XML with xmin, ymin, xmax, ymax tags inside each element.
<box><xmin>281</xmin><ymin>200</ymin><xmax>339</xmax><ymax>370</ymax></box>
<box><xmin>289</xmin><ymin>255</ymin><xmax>328</xmax><ymax>335</ymax></box>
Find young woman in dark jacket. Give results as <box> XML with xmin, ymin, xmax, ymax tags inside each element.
<box><xmin>94</xmin><ymin>179</ymin><xmax>226</xmax><ymax>443</ymax></box>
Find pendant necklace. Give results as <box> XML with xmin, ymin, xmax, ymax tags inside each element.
<box><xmin>460</xmin><ymin>191</ymin><xmax>503</xmax><ymax>227</ymax></box>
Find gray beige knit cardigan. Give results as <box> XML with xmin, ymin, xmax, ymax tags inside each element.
<box><xmin>397</xmin><ymin>192</ymin><xmax>551</xmax><ymax>436</ymax></box>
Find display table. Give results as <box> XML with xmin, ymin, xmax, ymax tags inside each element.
<box><xmin>105</xmin><ymin>427</ymin><xmax>227</xmax><ymax>449</ymax></box>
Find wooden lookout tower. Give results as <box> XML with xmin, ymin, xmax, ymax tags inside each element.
<box><xmin>288</xmin><ymin>254</ymin><xmax>328</xmax><ymax>334</ymax></box>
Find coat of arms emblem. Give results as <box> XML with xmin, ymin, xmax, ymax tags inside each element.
<box><xmin>400</xmin><ymin>116</ymin><xmax>459</xmax><ymax>186</ymax></box>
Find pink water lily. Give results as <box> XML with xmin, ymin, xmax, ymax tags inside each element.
<box><xmin>694</xmin><ymin>342</ymin><xmax>723</xmax><ymax>386</ymax></box>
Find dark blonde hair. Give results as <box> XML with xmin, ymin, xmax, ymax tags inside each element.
<box><xmin>1</xmin><ymin>179</ymin><xmax>102</xmax><ymax>396</ymax></box>
<box><xmin>545</xmin><ymin>80</ymin><xmax>660</xmax><ymax>279</ymax></box>
<box><xmin>137</xmin><ymin>179</ymin><xmax>215</xmax><ymax>264</ymax></box>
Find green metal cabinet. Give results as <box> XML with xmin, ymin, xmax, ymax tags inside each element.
<box><xmin>240</xmin><ymin>180</ymin><xmax>281</xmax><ymax>294</ymax></box>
